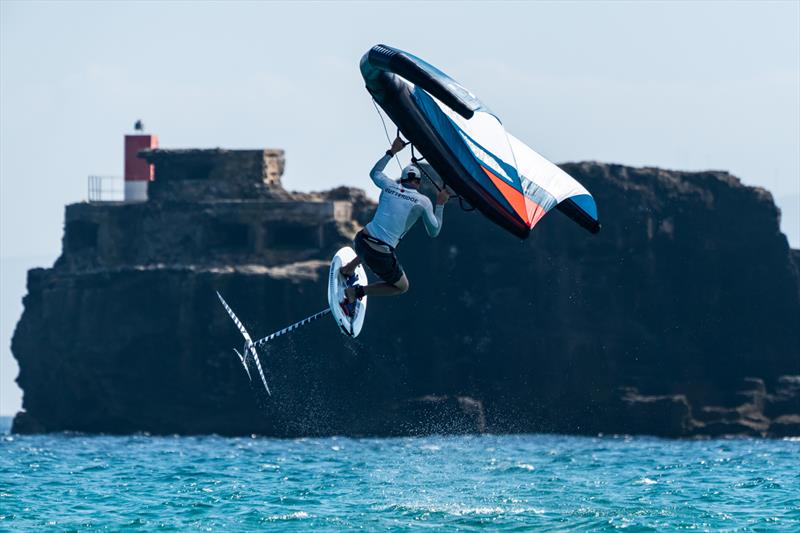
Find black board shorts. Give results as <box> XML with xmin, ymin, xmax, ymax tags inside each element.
<box><xmin>353</xmin><ymin>230</ymin><xmax>405</xmax><ymax>285</ymax></box>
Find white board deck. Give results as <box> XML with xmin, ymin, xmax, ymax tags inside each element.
<box><xmin>328</xmin><ymin>246</ymin><xmax>368</xmax><ymax>337</ymax></box>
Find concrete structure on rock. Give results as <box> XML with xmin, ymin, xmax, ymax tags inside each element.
<box><xmin>67</xmin><ymin>141</ymin><xmax>356</xmax><ymax>273</ymax></box>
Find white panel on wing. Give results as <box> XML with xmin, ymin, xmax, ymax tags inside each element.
<box><xmin>506</xmin><ymin>133</ymin><xmax>589</xmax><ymax>202</ymax></box>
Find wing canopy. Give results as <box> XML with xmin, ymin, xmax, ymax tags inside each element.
<box><xmin>362</xmin><ymin>44</ymin><xmax>600</xmax><ymax>238</ymax></box>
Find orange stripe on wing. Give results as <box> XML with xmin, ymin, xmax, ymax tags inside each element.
<box><xmin>481</xmin><ymin>166</ymin><xmax>541</xmax><ymax>227</ymax></box>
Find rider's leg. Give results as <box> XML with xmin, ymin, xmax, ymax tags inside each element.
<box><xmin>345</xmin><ymin>273</ymin><xmax>408</xmax><ymax>302</ymax></box>
<box><xmin>340</xmin><ymin>256</ymin><xmax>362</xmax><ymax>278</ymax></box>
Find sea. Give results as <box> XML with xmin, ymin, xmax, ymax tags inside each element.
<box><xmin>0</xmin><ymin>417</ymin><xmax>798</xmax><ymax>531</ymax></box>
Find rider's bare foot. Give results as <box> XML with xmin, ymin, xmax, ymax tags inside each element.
<box><xmin>344</xmin><ymin>286</ymin><xmax>357</xmax><ymax>303</ymax></box>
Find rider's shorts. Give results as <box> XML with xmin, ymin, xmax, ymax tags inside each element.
<box><xmin>353</xmin><ymin>230</ymin><xmax>404</xmax><ymax>285</ymax></box>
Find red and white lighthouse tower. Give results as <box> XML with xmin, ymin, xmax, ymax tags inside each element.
<box><xmin>124</xmin><ymin>132</ymin><xmax>158</xmax><ymax>201</ymax></box>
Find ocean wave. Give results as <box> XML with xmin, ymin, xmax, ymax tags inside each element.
<box><xmin>265</xmin><ymin>511</ymin><xmax>309</xmax><ymax>522</ymax></box>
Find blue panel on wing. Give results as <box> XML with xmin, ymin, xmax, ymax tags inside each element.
<box><xmin>568</xmin><ymin>194</ymin><xmax>598</xmax><ymax>221</ymax></box>
<box><xmin>412</xmin><ymin>87</ymin><xmax>515</xmax><ymax>215</ymax></box>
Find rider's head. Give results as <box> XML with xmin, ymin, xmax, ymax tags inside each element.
<box><xmin>400</xmin><ymin>164</ymin><xmax>422</xmax><ymax>189</ymax></box>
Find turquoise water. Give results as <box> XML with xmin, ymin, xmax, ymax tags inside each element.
<box><xmin>1</xmin><ymin>418</ymin><xmax>798</xmax><ymax>531</ymax></box>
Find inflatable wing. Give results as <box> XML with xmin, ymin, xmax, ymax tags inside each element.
<box><xmin>361</xmin><ymin>44</ymin><xmax>600</xmax><ymax>239</ymax></box>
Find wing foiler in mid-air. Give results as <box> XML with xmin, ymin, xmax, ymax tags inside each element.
<box><xmin>361</xmin><ymin>44</ymin><xmax>600</xmax><ymax>238</ymax></box>
<box><xmin>219</xmin><ymin>47</ymin><xmax>599</xmax><ymax>400</ymax></box>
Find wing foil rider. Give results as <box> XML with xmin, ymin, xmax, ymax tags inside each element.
<box><xmin>339</xmin><ymin>136</ymin><xmax>450</xmax><ymax>314</ymax></box>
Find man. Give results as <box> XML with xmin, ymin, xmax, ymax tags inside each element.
<box><xmin>339</xmin><ymin>136</ymin><xmax>449</xmax><ymax>314</ymax></box>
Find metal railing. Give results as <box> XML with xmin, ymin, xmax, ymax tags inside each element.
<box><xmin>88</xmin><ymin>175</ymin><xmax>124</xmax><ymax>202</ymax></box>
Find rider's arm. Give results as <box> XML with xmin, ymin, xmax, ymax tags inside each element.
<box><xmin>421</xmin><ymin>197</ymin><xmax>444</xmax><ymax>238</ymax></box>
<box><xmin>369</xmin><ymin>153</ymin><xmax>395</xmax><ymax>190</ymax></box>
<box><xmin>370</xmin><ymin>136</ymin><xmax>407</xmax><ymax>190</ymax></box>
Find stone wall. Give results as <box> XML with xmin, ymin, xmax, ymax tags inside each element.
<box><xmin>142</xmin><ymin>148</ymin><xmax>286</xmax><ymax>201</ymax></box>
<box><xmin>59</xmin><ymin>200</ymin><xmax>356</xmax><ymax>271</ymax></box>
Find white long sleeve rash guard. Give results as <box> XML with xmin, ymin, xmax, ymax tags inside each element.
<box><xmin>364</xmin><ymin>154</ymin><xmax>444</xmax><ymax>248</ymax></box>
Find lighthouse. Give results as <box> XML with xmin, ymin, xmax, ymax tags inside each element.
<box><xmin>124</xmin><ymin>123</ymin><xmax>158</xmax><ymax>201</ymax></box>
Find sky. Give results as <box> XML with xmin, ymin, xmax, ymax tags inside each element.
<box><xmin>1</xmin><ymin>1</ymin><xmax>798</xmax><ymax>415</ymax></box>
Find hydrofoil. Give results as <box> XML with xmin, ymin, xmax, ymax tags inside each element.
<box><xmin>217</xmin><ymin>246</ymin><xmax>368</xmax><ymax>395</ymax></box>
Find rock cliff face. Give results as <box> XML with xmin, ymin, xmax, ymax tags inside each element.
<box><xmin>11</xmin><ymin>150</ymin><xmax>800</xmax><ymax>437</ymax></box>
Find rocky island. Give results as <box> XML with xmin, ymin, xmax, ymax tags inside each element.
<box><xmin>11</xmin><ymin>145</ymin><xmax>800</xmax><ymax>437</ymax></box>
